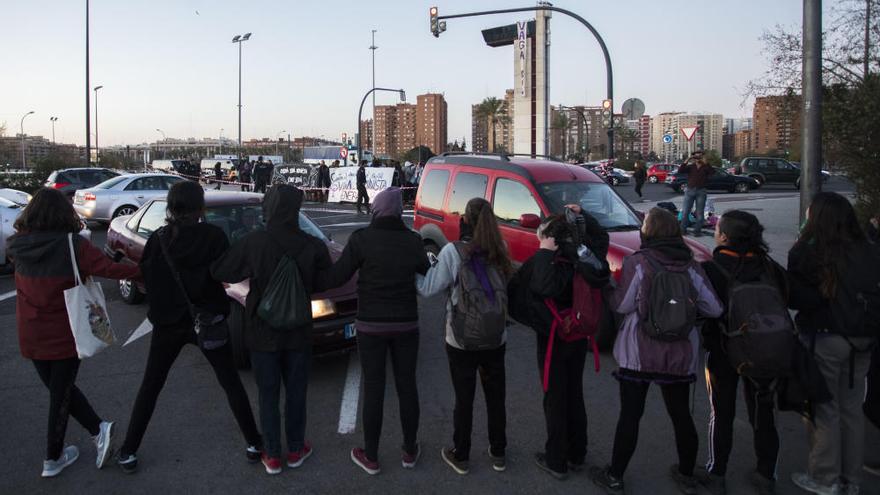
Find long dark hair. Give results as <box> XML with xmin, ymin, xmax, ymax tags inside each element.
<box><xmin>538</xmin><ymin>214</ymin><xmax>575</xmax><ymax>245</ymax></box>
<box><xmin>13</xmin><ymin>188</ymin><xmax>83</xmax><ymax>234</ymax></box>
<box><xmin>166</xmin><ymin>180</ymin><xmax>204</xmax><ymax>226</ymax></box>
<box><xmin>718</xmin><ymin>210</ymin><xmax>768</xmax><ymax>256</ymax></box>
<box><xmin>798</xmin><ymin>192</ymin><xmax>866</xmax><ymax>298</ymax></box>
<box><xmin>641</xmin><ymin>207</ymin><xmax>681</xmax><ymax>241</ymax></box>
<box><xmin>464</xmin><ymin>198</ymin><xmax>513</xmax><ymax>277</ymax></box>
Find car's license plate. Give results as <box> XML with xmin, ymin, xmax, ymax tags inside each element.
<box><xmin>344</xmin><ymin>323</ymin><xmax>357</xmax><ymax>339</ymax></box>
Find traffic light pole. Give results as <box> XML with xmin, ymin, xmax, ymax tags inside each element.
<box><xmin>357</xmin><ymin>87</ymin><xmax>405</xmax><ymax>164</ymax></box>
<box><xmin>434</xmin><ymin>5</ymin><xmax>614</xmax><ymax>158</ymax></box>
<box><xmin>800</xmin><ymin>0</ymin><xmax>823</xmax><ymax>224</ymax></box>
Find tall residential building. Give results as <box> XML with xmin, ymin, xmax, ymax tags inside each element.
<box><xmin>471</xmin><ymin>90</ymin><xmax>514</xmax><ymax>153</ymax></box>
<box><xmin>359</xmin><ymin>119</ymin><xmax>373</xmax><ymax>152</ymax></box>
<box><xmin>650</xmin><ymin>112</ymin><xmax>724</xmax><ymax>162</ymax></box>
<box><xmin>416</xmin><ymin>93</ymin><xmax>448</xmax><ymax>155</ymax></box>
<box><xmin>471</xmin><ymin>104</ymin><xmax>489</xmax><ymax>153</ymax></box>
<box><xmin>724</xmin><ymin>117</ymin><xmax>753</xmax><ymax>135</ymax></box>
<box><xmin>752</xmin><ymin>95</ymin><xmax>801</xmax><ymax>155</ymax></box>
<box><xmin>734</xmin><ymin>129</ymin><xmax>753</xmax><ymax>158</ymax></box>
<box><xmin>372</xmin><ymin>93</ymin><xmax>448</xmax><ymax>159</ymax></box>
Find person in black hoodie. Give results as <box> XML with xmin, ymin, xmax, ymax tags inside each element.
<box><xmin>211</xmin><ymin>184</ymin><xmax>332</xmax><ymax>475</ymax></box>
<box><xmin>318</xmin><ymin>187</ymin><xmax>430</xmax><ymax>475</ymax></box>
<box><xmin>356</xmin><ymin>161</ymin><xmax>370</xmax><ymax>214</ymax></box>
<box><xmin>698</xmin><ymin>210</ymin><xmax>787</xmax><ymax>495</ymax></box>
<box><xmin>788</xmin><ymin>192</ymin><xmax>880</xmax><ymax>495</ymax></box>
<box><xmin>511</xmin><ymin>207</ymin><xmax>610</xmax><ymax>481</ymax></box>
<box><xmin>117</xmin><ymin>181</ymin><xmax>262</xmax><ymax>474</ymax></box>
<box><xmin>317</xmin><ymin>161</ymin><xmax>331</xmax><ymax>203</ymax></box>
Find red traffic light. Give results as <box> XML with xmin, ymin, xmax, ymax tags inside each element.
<box><xmin>602</xmin><ymin>99</ymin><xmax>613</xmax><ymax>110</ymax></box>
<box><xmin>430</xmin><ymin>6</ymin><xmax>438</xmax><ymax>16</ymax></box>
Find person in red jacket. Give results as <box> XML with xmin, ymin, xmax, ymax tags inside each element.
<box><xmin>8</xmin><ymin>187</ymin><xmax>140</xmax><ymax>478</ymax></box>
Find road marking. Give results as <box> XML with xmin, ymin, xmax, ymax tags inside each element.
<box><xmin>0</xmin><ymin>290</ymin><xmax>16</xmax><ymax>301</ymax></box>
<box><xmin>337</xmin><ymin>351</ymin><xmax>361</xmax><ymax>435</ymax></box>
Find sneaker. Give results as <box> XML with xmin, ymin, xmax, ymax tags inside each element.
<box><xmin>93</xmin><ymin>421</ymin><xmax>115</xmax><ymax>469</ymax></box>
<box><xmin>669</xmin><ymin>464</ymin><xmax>698</xmax><ymax>495</ymax></box>
<box><xmin>791</xmin><ymin>472</ymin><xmax>838</xmax><ymax>495</ymax></box>
<box><xmin>487</xmin><ymin>447</ymin><xmax>506</xmax><ymax>473</ymax></box>
<box><xmin>42</xmin><ymin>445</ymin><xmax>79</xmax><ymax>478</ymax></box>
<box><xmin>117</xmin><ymin>453</ymin><xmax>138</xmax><ymax>475</ymax></box>
<box><xmin>351</xmin><ymin>447</ymin><xmax>380</xmax><ymax>475</ymax></box>
<box><xmin>287</xmin><ymin>442</ymin><xmax>312</xmax><ymax>468</ymax></box>
<box><xmin>401</xmin><ymin>444</ymin><xmax>420</xmax><ymax>469</ymax></box>
<box><xmin>441</xmin><ymin>447</ymin><xmax>469</xmax><ymax>475</ymax></box>
<box><xmin>864</xmin><ymin>463</ymin><xmax>880</xmax><ymax>477</ymax></box>
<box><xmin>534</xmin><ymin>452</ymin><xmax>568</xmax><ymax>481</ymax></box>
<box><xmin>590</xmin><ymin>465</ymin><xmax>625</xmax><ymax>495</ymax></box>
<box><xmin>750</xmin><ymin>470</ymin><xmax>776</xmax><ymax>495</ymax></box>
<box><xmin>246</xmin><ymin>445</ymin><xmax>261</xmax><ymax>464</ymax></box>
<box><xmin>693</xmin><ymin>467</ymin><xmax>726</xmax><ymax>495</ymax></box>
<box><xmin>261</xmin><ymin>453</ymin><xmax>282</xmax><ymax>475</ymax></box>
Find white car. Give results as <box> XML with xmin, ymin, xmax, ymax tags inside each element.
<box><xmin>73</xmin><ymin>173</ymin><xmax>186</xmax><ymax>223</ymax></box>
<box><xmin>0</xmin><ymin>188</ymin><xmax>32</xmax><ymax>206</ymax></box>
<box><xmin>0</xmin><ymin>194</ymin><xmax>92</xmax><ymax>266</ymax></box>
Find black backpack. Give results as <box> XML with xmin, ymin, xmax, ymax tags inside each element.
<box><xmin>829</xmin><ymin>242</ymin><xmax>880</xmax><ymax>340</ymax></box>
<box><xmin>717</xmin><ymin>261</ymin><xmax>795</xmax><ymax>378</ymax></box>
<box><xmin>257</xmin><ymin>237</ymin><xmax>311</xmax><ymax>330</ymax></box>
<box><xmin>643</xmin><ymin>256</ymin><xmax>697</xmax><ymax>341</ymax></box>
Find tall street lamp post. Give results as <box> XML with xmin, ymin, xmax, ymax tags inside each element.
<box><xmin>232</xmin><ymin>33</ymin><xmax>252</xmax><ymax>155</ymax></box>
<box><xmin>156</xmin><ymin>128</ymin><xmax>167</xmax><ymax>159</ymax></box>
<box><xmin>357</xmin><ymin>88</ymin><xmax>405</xmax><ymax>164</ymax></box>
<box><xmin>85</xmin><ymin>0</ymin><xmax>91</xmax><ymax>164</ymax></box>
<box><xmin>50</xmin><ymin>117</ymin><xmax>59</xmax><ymax>144</ymax></box>
<box><xmin>369</xmin><ymin>30</ymin><xmax>378</xmax><ymax>158</ymax></box>
<box><xmin>20</xmin><ymin>111</ymin><xmax>35</xmax><ymax>168</ymax></box>
<box><xmin>93</xmin><ymin>85</ymin><xmax>103</xmax><ymax>164</ymax></box>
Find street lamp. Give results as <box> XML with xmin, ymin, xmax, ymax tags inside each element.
<box><xmin>20</xmin><ymin>111</ymin><xmax>34</xmax><ymax>168</ymax></box>
<box><xmin>276</xmin><ymin>130</ymin><xmax>286</xmax><ymax>156</ymax></box>
<box><xmin>369</xmin><ymin>29</ymin><xmax>378</xmax><ymax>157</ymax></box>
<box><xmin>93</xmin><ymin>85</ymin><xmax>103</xmax><ymax>163</ymax></box>
<box><xmin>232</xmin><ymin>32</ymin><xmax>252</xmax><ymax>154</ymax></box>
<box><xmin>85</xmin><ymin>0</ymin><xmax>91</xmax><ymax>166</ymax></box>
<box><xmin>357</xmin><ymin>88</ymin><xmax>405</xmax><ymax>164</ymax></box>
<box><xmin>156</xmin><ymin>128</ymin><xmax>166</xmax><ymax>159</ymax></box>
<box><xmin>50</xmin><ymin>117</ymin><xmax>59</xmax><ymax>144</ymax></box>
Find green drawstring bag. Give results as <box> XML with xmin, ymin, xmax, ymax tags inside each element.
<box><xmin>257</xmin><ymin>254</ymin><xmax>311</xmax><ymax>330</ymax></box>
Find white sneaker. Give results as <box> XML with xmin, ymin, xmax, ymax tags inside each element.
<box><xmin>93</xmin><ymin>421</ymin><xmax>115</xmax><ymax>469</ymax></box>
<box><xmin>791</xmin><ymin>472</ymin><xmax>839</xmax><ymax>495</ymax></box>
<box><xmin>42</xmin><ymin>445</ymin><xmax>79</xmax><ymax>478</ymax></box>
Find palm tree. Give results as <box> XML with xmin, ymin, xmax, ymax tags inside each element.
<box><xmin>476</xmin><ymin>97</ymin><xmax>510</xmax><ymax>153</ymax></box>
<box><xmin>551</xmin><ymin>112</ymin><xmax>573</xmax><ymax>160</ymax></box>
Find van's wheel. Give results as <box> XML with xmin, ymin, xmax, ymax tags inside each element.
<box><xmin>113</xmin><ymin>205</ymin><xmax>138</xmax><ymax>218</ymax></box>
<box><xmin>118</xmin><ymin>279</ymin><xmax>144</xmax><ymax>304</ymax></box>
<box><xmin>228</xmin><ymin>302</ymin><xmax>251</xmax><ymax>370</ymax></box>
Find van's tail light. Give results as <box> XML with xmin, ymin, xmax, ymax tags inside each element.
<box><xmin>83</xmin><ymin>192</ymin><xmax>96</xmax><ymax>201</ymax></box>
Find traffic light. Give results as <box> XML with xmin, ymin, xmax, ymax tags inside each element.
<box><xmin>430</xmin><ymin>7</ymin><xmax>439</xmax><ymax>37</ymax></box>
<box><xmin>602</xmin><ymin>99</ymin><xmax>613</xmax><ymax>128</ymax></box>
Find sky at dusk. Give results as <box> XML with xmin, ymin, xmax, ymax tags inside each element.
<box><xmin>1</xmin><ymin>0</ymin><xmax>804</xmax><ymax>147</ymax></box>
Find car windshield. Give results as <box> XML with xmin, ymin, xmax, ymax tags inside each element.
<box><xmin>537</xmin><ymin>181</ymin><xmax>642</xmax><ymax>230</ymax></box>
<box><xmin>204</xmin><ymin>204</ymin><xmax>327</xmax><ymax>243</ymax></box>
<box><xmin>93</xmin><ymin>176</ymin><xmax>129</xmax><ymax>189</ymax></box>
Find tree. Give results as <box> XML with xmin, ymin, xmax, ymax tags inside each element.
<box><xmin>646</xmin><ymin>151</ymin><xmax>660</xmax><ymax>162</ymax></box>
<box><xmin>551</xmin><ymin>112</ymin><xmax>573</xmax><ymax>160</ymax></box>
<box><xmin>476</xmin><ymin>97</ymin><xmax>510</xmax><ymax>153</ymax></box>
<box><xmin>704</xmin><ymin>149</ymin><xmax>723</xmax><ymax>168</ymax></box>
<box><xmin>402</xmin><ymin>145</ymin><xmax>435</xmax><ymax>164</ymax></box>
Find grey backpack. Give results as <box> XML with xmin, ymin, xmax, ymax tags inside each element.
<box><xmin>450</xmin><ymin>242</ymin><xmax>508</xmax><ymax>350</ymax></box>
<box><xmin>643</xmin><ymin>256</ymin><xmax>698</xmax><ymax>341</ymax></box>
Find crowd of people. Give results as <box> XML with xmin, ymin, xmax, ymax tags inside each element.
<box><xmin>9</xmin><ymin>177</ymin><xmax>879</xmax><ymax>495</ymax></box>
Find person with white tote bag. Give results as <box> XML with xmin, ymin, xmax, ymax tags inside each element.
<box><xmin>8</xmin><ymin>188</ymin><xmax>140</xmax><ymax>478</ymax></box>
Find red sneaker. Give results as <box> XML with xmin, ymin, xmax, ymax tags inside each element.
<box><xmin>261</xmin><ymin>453</ymin><xmax>282</xmax><ymax>475</ymax></box>
<box><xmin>401</xmin><ymin>444</ymin><xmax>420</xmax><ymax>469</ymax></box>
<box><xmin>287</xmin><ymin>442</ymin><xmax>313</xmax><ymax>468</ymax></box>
<box><xmin>350</xmin><ymin>447</ymin><xmax>380</xmax><ymax>475</ymax></box>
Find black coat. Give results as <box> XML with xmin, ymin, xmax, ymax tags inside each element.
<box><xmin>787</xmin><ymin>241</ymin><xmax>834</xmax><ymax>334</ymax></box>
<box><xmin>318</xmin><ymin>165</ymin><xmax>331</xmax><ymax>188</ymax></box>
<box><xmin>356</xmin><ymin>166</ymin><xmax>367</xmax><ymax>187</ymax></box>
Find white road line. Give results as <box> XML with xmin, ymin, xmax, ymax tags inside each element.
<box><xmin>321</xmin><ymin>222</ymin><xmax>370</xmax><ymax>229</ymax></box>
<box><xmin>337</xmin><ymin>351</ymin><xmax>361</xmax><ymax>435</ymax></box>
<box><xmin>0</xmin><ymin>290</ymin><xmax>16</xmax><ymax>301</ymax></box>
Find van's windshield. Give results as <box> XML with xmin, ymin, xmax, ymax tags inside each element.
<box><xmin>537</xmin><ymin>182</ymin><xmax>641</xmax><ymax>231</ymax></box>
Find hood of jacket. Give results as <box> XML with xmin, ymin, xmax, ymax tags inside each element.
<box><xmin>8</xmin><ymin>231</ymin><xmax>73</xmax><ymax>267</ymax></box>
<box><xmin>371</xmin><ymin>187</ymin><xmax>403</xmax><ymax>219</ymax></box>
<box><xmin>263</xmin><ymin>184</ymin><xmax>303</xmax><ymax>230</ymax></box>
<box><xmin>640</xmin><ymin>236</ymin><xmax>693</xmax><ymax>267</ymax></box>
<box><xmin>712</xmin><ymin>246</ymin><xmax>769</xmax><ymax>282</ymax></box>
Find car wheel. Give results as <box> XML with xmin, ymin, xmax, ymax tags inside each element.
<box><xmin>228</xmin><ymin>302</ymin><xmax>251</xmax><ymax>370</ymax></box>
<box><xmin>610</xmin><ymin>177</ymin><xmax>620</xmax><ymax>186</ymax></box>
<box><xmin>749</xmin><ymin>175</ymin><xmax>764</xmax><ymax>186</ymax></box>
<box><xmin>118</xmin><ymin>279</ymin><xmax>144</xmax><ymax>304</ymax></box>
<box><xmin>113</xmin><ymin>205</ymin><xmax>138</xmax><ymax>218</ymax></box>
<box><xmin>734</xmin><ymin>182</ymin><xmax>750</xmax><ymax>193</ymax></box>
<box><xmin>648</xmin><ymin>176</ymin><xmax>659</xmax><ymax>184</ymax></box>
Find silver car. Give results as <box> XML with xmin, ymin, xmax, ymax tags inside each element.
<box><xmin>73</xmin><ymin>173</ymin><xmax>186</xmax><ymax>223</ymax></box>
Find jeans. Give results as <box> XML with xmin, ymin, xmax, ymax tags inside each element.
<box><xmin>32</xmin><ymin>358</ymin><xmax>102</xmax><ymax>460</ymax></box>
<box><xmin>681</xmin><ymin>187</ymin><xmax>708</xmax><ymax>232</ymax></box>
<box><xmin>704</xmin><ymin>350</ymin><xmax>779</xmax><ymax>479</ymax></box>
<box><xmin>536</xmin><ymin>335</ymin><xmax>588</xmax><ymax>473</ymax></box>
<box><xmin>445</xmin><ymin>344</ymin><xmax>506</xmax><ymax>460</ymax></box>
<box><xmin>357</xmin><ymin>331</ymin><xmax>420</xmax><ymax>462</ymax></box>
<box><xmin>610</xmin><ymin>378</ymin><xmax>698</xmax><ymax>479</ymax></box>
<box><xmin>250</xmin><ymin>349</ymin><xmax>311</xmax><ymax>458</ymax></box>
<box><xmin>120</xmin><ymin>325</ymin><xmax>262</xmax><ymax>457</ymax></box>
<box><xmin>356</xmin><ymin>185</ymin><xmax>370</xmax><ymax>212</ymax></box>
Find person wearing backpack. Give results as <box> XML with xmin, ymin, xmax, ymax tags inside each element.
<box><xmin>415</xmin><ymin>198</ymin><xmax>513</xmax><ymax>475</ymax></box>
<box><xmin>697</xmin><ymin>210</ymin><xmax>791</xmax><ymax>495</ymax></box>
<box><xmin>511</xmin><ymin>207</ymin><xmax>610</xmax><ymax>481</ymax></box>
<box><xmin>788</xmin><ymin>192</ymin><xmax>880</xmax><ymax>495</ymax></box>
<box><xmin>591</xmin><ymin>207</ymin><xmax>722</xmax><ymax>495</ymax></box>
<box><xmin>211</xmin><ymin>184</ymin><xmax>332</xmax><ymax>475</ymax></box>
<box><xmin>318</xmin><ymin>187</ymin><xmax>430</xmax><ymax>475</ymax></box>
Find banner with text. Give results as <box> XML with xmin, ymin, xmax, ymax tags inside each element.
<box><xmin>328</xmin><ymin>167</ymin><xmax>394</xmax><ymax>203</ymax></box>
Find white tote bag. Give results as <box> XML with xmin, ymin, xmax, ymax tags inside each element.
<box><xmin>63</xmin><ymin>233</ymin><xmax>115</xmax><ymax>358</ymax></box>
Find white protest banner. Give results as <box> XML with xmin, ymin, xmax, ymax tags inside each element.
<box><xmin>327</xmin><ymin>167</ymin><xmax>395</xmax><ymax>203</ymax></box>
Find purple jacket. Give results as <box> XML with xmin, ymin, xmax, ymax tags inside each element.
<box><xmin>611</xmin><ymin>249</ymin><xmax>722</xmax><ymax>379</ymax></box>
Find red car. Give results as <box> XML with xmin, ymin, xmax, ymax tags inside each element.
<box><xmin>413</xmin><ymin>154</ymin><xmax>712</xmax><ymax>348</ymax></box>
<box><xmin>104</xmin><ymin>191</ymin><xmax>358</xmax><ymax>368</ymax></box>
<box><xmin>646</xmin><ymin>163</ymin><xmax>678</xmax><ymax>183</ymax></box>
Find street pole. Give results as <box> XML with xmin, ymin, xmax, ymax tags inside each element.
<box><xmin>370</xmin><ymin>30</ymin><xmax>378</xmax><ymax>158</ymax></box>
<box><xmin>20</xmin><ymin>111</ymin><xmax>34</xmax><ymax>168</ymax></box>
<box><xmin>219</xmin><ymin>128</ymin><xmax>224</xmax><ymax>154</ymax></box>
<box><xmin>232</xmin><ymin>33</ymin><xmax>252</xmax><ymax>156</ymax></box>
<box><xmin>800</xmin><ymin>0</ymin><xmax>822</xmax><ymax>224</ymax></box>
<box><xmin>50</xmin><ymin>117</ymin><xmax>58</xmax><ymax>144</ymax></box>
<box><xmin>94</xmin><ymin>85</ymin><xmax>103</xmax><ymax>164</ymax></box>
<box><xmin>85</xmin><ymin>0</ymin><xmax>91</xmax><ymax>164</ymax></box>
<box><xmin>357</xmin><ymin>87</ymin><xmax>405</xmax><ymax>165</ymax></box>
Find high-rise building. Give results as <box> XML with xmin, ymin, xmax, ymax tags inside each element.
<box><xmin>359</xmin><ymin>119</ymin><xmax>373</xmax><ymax>152</ymax></box>
<box><xmin>650</xmin><ymin>112</ymin><xmax>724</xmax><ymax>162</ymax></box>
<box><xmin>372</xmin><ymin>93</ymin><xmax>448</xmax><ymax>159</ymax></box>
<box><xmin>416</xmin><ymin>93</ymin><xmax>448</xmax><ymax>155</ymax></box>
<box><xmin>471</xmin><ymin>104</ymin><xmax>489</xmax><ymax>153</ymax></box>
<box><xmin>734</xmin><ymin>129</ymin><xmax>753</xmax><ymax>159</ymax></box>
<box><xmin>752</xmin><ymin>95</ymin><xmax>801</xmax><ymax>156</ymax></box>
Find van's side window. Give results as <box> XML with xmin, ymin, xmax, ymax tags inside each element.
<box><xmin>493</xmin><ymin>178</ymin><xmax>541</xmax><ymax>225</ymax></box>
<box><xmin>419</xmin><ymin>169</ymin><xmax>450</xmax><ymax>211</ymax></box>
<box><xmin>447</xmin><ymin>172</ymin><xmax>488</xmax><ymax>215</ymax></box>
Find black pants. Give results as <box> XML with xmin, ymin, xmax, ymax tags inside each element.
<box><xmin>536</xmin><ymin>335</ymin><xmax>588</xmax><ymax>473</ymax></box>
<box><xmin>446</xmin><ymin>344</ymin><xmax>506</xmax><ymax>460</ymax></box>
<box><xmin>240</xmin><ymin>179</ymin><xmax>251</xmax><ymax>192</ymax></box>
<box><xmin>635</xmin><ymin>180</ymin><xmax>645</xmax><ymax>198</ymax></box>
<box><xmin>215</xmin><ymin>175</ymin><xmax>223</xmax><ymax>190</ymax></box>
<box><xmin>32</xmin><ymin>358</ymin><xmax>102</xmax><ymax>460</ymax></box>
<box><xmin>705</xmin><ymin>350</ymin><xmax>779</xmax><ymax>479</ymax></box>
<box><xmin>865</xmin><ymin>345</ymin><xmax>880</xmax><ymax>429</ymax></box>
<box><xmin>357</xmin><ymin>331</ymin><xmax>420</xmax><ymax>462</ymax></box>
<box><xmin>250</xmin><ymin>349</ymin><xmax>310</xmax><ymax>458</ymax></box>
<box><xmin>120</xmin><ymin>326</ymin><xmax>261</xmax><ymax>457</ymax></box>
<box><xmin>356</xmin><ymin>185</ymin><xmax>370</xmax><ymax>212</ymax></box>
<box><xmin>254</xmin><ymin>180</ymin><xmax>265</xmax><ymax>194</ymax></box>
<box><xmin>610</xmin><ymin>377</ymin><xmax>698</xmax><ymax>479</ymax></box>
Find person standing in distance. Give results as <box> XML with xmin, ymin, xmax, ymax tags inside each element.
<box><xmin>317</xmin><ymin>161</ymin><xmax>331</xmax><ymax>204</ymax></box>
<box><xmin>677</xmin><ymin>152</ymin><xmax>714</xmax><ymax>236</ymax></box>
<box><xmin>356</xmin><ymin>160</ymin><xmax>370</xmax><ymax>215</ymax></box>
<box><xmin>214</xmin><ymin>162</ymin><xmax>223</xmax><ymax>190</ymax></box>
<box><xmin>633</xmin><ymin>161</ymin><xmax>647</xmax><ymax>201</ymax></box>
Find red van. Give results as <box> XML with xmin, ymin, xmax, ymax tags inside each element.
<box><xmin>413</xmin><ymin>154</ymin><xmax>711</xmax><ymax>347</ymax></box>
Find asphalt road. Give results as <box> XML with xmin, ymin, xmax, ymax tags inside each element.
<box><xmin>1</xmin><ymin>177</ymin><xmax>877</xmax><ymax>495</ymax></box>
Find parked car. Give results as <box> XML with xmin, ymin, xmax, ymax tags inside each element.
<box><xmin>104</xmin><ymin>191</ymin><xmax>358</xmax><ymax>368</ymax></box>
<box><xmin>73</xmin><ymin>173</ymin><xmax>187</xmax><ymax>223</ymax></box>
<box><xmin>44</xmin><ymin>168</ymin><xmax>120</xmax><ymax>198</ymax></box>
<box><xmin>413</xmin><ymin>153</ymin><xmax>712</xmax><ymax>349</ymax></box>
<box><xmin>0</xmin><ymin>188</ymin><xmax>32</xmax><ymax>206</ymax></box>
<box><xmin>580</xmin><ymin>163</ymin><xmax>630</xmax><ymax>186</ymax></box>
<box><xmin>789</xmin><ymin>162</ymin><xmax>831</xmax><ymax>183</ymax></box>
<box><xmin>733</xmin><ymin>157</ymin><xmax>802</xmax><ymax>187</ymax></box>
<box><xmin>0</xmin><ymin>196</ymin><xmax>91</xmax><ymax>266</ymax></box>
<box><xmin>665</xmin><ymin>168</ymin><xmax>759</xmax><ymax>194</ymax></box>
<box><xmin>646</xmin><ymin>163</ymin><xmax>677</xmax><ymax>183</ymax></box>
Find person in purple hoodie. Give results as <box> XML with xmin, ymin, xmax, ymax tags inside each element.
<box><xmin>591</xmin><ymin>207</ymin><xmax>722</xmax><ymax>495</ymax></box>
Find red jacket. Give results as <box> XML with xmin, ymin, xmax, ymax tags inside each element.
<box><xmin>8</xmin><ymin>232</ymin><xmax>140</xmax><ymax>360</ymax></box>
